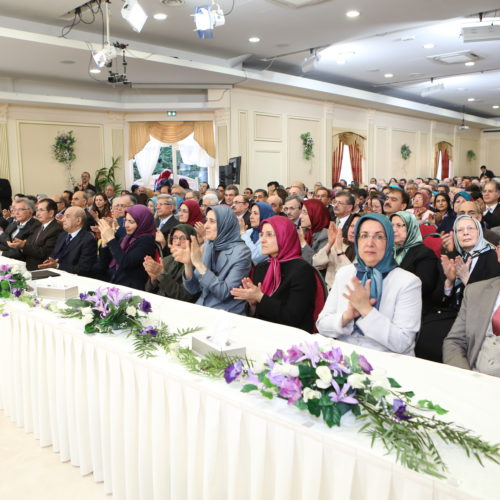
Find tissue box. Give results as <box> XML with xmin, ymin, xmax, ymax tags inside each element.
<box><xmin>36</xmin><ymin>284</ymin><xmax>79</xmax><ymax>300</ymax></box>
<box><xmin>191</xmin><ymin>332</ymin><xmax>246</xmax><ymax>358</ymax></box>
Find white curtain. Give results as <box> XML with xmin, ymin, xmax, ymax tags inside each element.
<box><xmin>177</xmin><ymin>133</ymin><xmax>214</xmax><ymax>168</ymax></box>
<box><xmin>133</xmin><ymin>136</ymin><xmax>163</xmax><ymax>186</ymax></box>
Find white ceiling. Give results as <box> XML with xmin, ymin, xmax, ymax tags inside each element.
<box><xmin>0</xmin><ymin>0</ymin><xmax>499</xmax><ymax>121</ymax></box>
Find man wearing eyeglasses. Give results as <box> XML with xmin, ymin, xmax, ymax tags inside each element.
<box><xmin>333</xmin><ymin>191</ymin><xmax>355</xmax><ymax>229</ymax></box>
<box><xmin>231</xmin><ymin>194</ymin><xmax>251</xmax><ymax>230</ymax></box>
<box><xmin>5</xmin><ymin>198</ymin><xmax>63</xmax><ymax>269</ymax></box>
<box><xmin>482</xmin><ymin>181</ymin><xmax>500</xmax><ymax>229</ymax></box>
<box><xmin>154</xmin><ymin>194</ymin><xmax>178</xmax><ymax>254</ymax></box>
<box><xmin>0</xmin><ymin>198</ymin><xmax>41</xmax><ymax>255</ymax></box>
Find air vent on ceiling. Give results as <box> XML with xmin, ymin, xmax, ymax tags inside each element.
<box><xmin>462</xmin><ymin>24</ymin><xmax>500</xmax><ymax>42</ymax></box>
<box><xmin>161</xmin><ymin>0</ymin><xmax>184</xmax><ymax>5</ymax></box>
<box><xmin>268</xmin><ymin>0</ymin><xmax>332</xmax><ymax>8</ymax></box>
<box><xmin>428</xmin><ymin>50</ymin><xmax>481</xmax><ymax>65</ymax></box>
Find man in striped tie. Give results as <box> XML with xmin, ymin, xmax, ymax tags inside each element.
<box><xmin>443</xmin><ymin>245</ymin><xmax>500</xmax><ymax>377</ymax></box>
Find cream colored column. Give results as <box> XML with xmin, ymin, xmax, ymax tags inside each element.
<box><xmin>0</xmin><ymin>104</ymin><xmax>10</xmax><ymax>180</ymax></box>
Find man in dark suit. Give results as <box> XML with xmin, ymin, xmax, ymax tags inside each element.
<box><xmin>71</xmin><ymin>190</ymin><xmax>96</xmax><ymax>231</ymax></box>
<box><xmin>5</xmin><ymin>198</ymin><xmax>63</xmax><ymax>270</ymax></box>
<box><xmin>443</xmin><ymin>245</ymin><xmax>500</xmax><ymax>377</ymax></box>
<box><xmin>0</xmin><ymin>197</ymin><xmax>41</xmax><ymax>257</ymax></box>
<box><xmin>482</xmin><ymin>181</ymin><xmax>500</xmax><ymax>229</ymax></box>
<box><xmin>0</xmin><ymin>178</ymin><xmax>12</xmax><ymax>210</ymax></box>
<box><xmin>73</xmin><ymin>171</ymin><xmax>96</xmax><ymax>193</ymax></box>
<box><xmin>231</xmin><ymin>194</ymin><xmax>251</xmax><ymax>230</ymax></box>
<box><xmin>38</xmin><ymin>206</ymin><xmax>97</xmax><ymax>277</ymax></box>
<box><xmin>154</xmin><ymin>194</ymin><xmax>178</xmax><ymax>254</ymax></box>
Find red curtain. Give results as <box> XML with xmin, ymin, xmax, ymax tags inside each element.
<box><xmin>348</xmin><ymin>143</ymin><xmax>363</xmax><ymax>183</ymax></box>
<box><xmin>332</xmin><ymin>144</ymin><xmax>343</xmax><ymax>185</ymax></box>
<box><xmin>441</xmin><ymin>149</ymin><xmax>450</xmax><ymax>179</ymax></box>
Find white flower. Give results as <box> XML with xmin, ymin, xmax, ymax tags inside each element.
<box><xmin>315</xmin><ymin>365</ymin><xmax>332</xmax><ymax>384</ymax></box>
<box><xmin>369</xmin><ymin>369</ymin><xmax>391</xmax><ymax>390</ymax></box>
<box><xmin>347</xmin><ymin>373</ymin><xmax>368</xmax><ymax>389</ymax></box>
<box><xmin>82</xmin><ymin>313</ymin><xmax>94</xmax><ymax>325</ymax></box>
<box><xmin>253</xmin><ymin>361</ymin><xmax>267</xmax><ymax>373</ymax></box>
<box><xmin>302</xmin><ymin>387</ymin><xmax>321</xmax><ymax>402</ymax></box>
<box><xmin>126</xmin><ymin>306</ymin><xmax>137</xmax><ymax>316</ymax></box>
<box><xmin>23</xmin><ymin>271</ymin><xmax>32</xmax><ymax>279</ymax></box>
<box><xmin>81</xmin><ymin>307</ymin><xmax>93</xmax><ymax>316</ymax></box>
<box><xmin>11</xmin><ymin>266</ymin><xmax>21</xmax><ymax>275</ymax></box>
<box><xmin>315</xmin><ymin>379</ymin><xmax>331</xmax><ymax>389</ymax></box>
<box><xmin>271</xmin><ymin>362</ymin><xmax>299</xmax><ymax>378</ymax></box>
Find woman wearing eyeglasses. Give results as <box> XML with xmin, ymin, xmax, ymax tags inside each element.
<box><xmin>178</xmin><ymin>199</ymin><xmax>204</xmax><ymax>227</ymax></box>
<box><xmin>416</xmin><ymin>215</ymin><xmax>500</xmax><ymax>362</ymax></box>
<box><xmin>390</xmin><ymin>211</ymin><xmax>439</xmax><ymax>315</ymax></box>
<box><xmin>144</xmin><ymin>224</ymin><xmax>200</xmax><ymax>302</ymax></box>
<box><xmin>317</xmin><ymin>213</ymin><xmax>422</xmax><ymax>355</ymax></box>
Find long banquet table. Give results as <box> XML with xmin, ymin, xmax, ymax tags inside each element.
<box><xmin>1</xmin><ymin>255</ymin><xmax>500</xmax><ymax>500</ymax></box>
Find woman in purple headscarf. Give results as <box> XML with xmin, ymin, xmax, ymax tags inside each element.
<box><xmin>97</xmin><ymin>204</ymin><xmax>157</xmax><ymax>290</ymax></box>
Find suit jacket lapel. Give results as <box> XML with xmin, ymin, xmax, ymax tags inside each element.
<box><xmin>473</xmin><ymin>279</ymin><xmax>500</xmax><ymax>340</ymax></box>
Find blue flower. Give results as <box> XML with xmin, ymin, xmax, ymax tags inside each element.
<box><xmin>12</xmin><ymin>288</ymin><xmax>22</xmax><ymax>298</ymax></box>
<box><xmin>393</xmin><ymin>399</ymin><xmax>411</xmax><ymax>421</ymax></box>
<box><xmin>139</xmin><ymin>326</ymin><xmax>158</xmax><ymax>337</ymax></box>
<box><xmin>139</xmin><ymin>298</ymin><xmax>152</xmax><ymax>313</ymax></box>
<box><xmin>79</xmin><ymin>293</ymin><xmax>89</xmax><ymax>301</ymax></box>
<box><xmin>224</xmin><ymin>360</ymin><xmax>243</xmax><ymax>383</ymax></box>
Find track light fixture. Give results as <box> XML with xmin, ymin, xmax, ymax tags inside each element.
<box><xmin>192</xmin><ymin>1</ymin><xmax>225</xmax><ymax>39</ymax></box>
<box><xmin>301</xmin><ymin>49</ymin><xmax>320</xmax><ymax>73</ymax></box>
<box><xmin>92</xmin><ymin>2</ymin><xmax>117</xmax><ymax>68</ymax></box>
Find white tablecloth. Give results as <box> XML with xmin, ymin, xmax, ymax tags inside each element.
<box><xmin>1</xmin><ymin>256</ymin><xmax>500</xmax><ymax>500</ymax></box>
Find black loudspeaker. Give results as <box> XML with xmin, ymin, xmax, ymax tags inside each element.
<box><xmin>219</xmin><ymin>156</ymin><xmax>241</xmax><ymax>185</ymax></box>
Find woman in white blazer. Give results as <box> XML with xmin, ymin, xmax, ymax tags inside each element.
<box><xmin>316</xmin><ymin>213</ymin><xmax>422</xmax><ymax>356</ymax></box>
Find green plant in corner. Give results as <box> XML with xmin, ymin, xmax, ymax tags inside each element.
<box><xmin>467</xmin><ymin>150</ymin><xmax>477</xmax><ymax>161</ymax></box>
<box><xmin>300</xmin><ymin>132</ymin><xmax>315</xmax><ymax>160</ymax></box>
<box><xmin>52</xmin><ymin>130</ymin><xmax>77</xmax><ymax>188</ymax></box>
<box><xmin>401</xmin><ymin>144</ymin><xmax>412</xmax><ymax>160</ymax></box>
<box><xmin>95</xmin><ymin>156</ymin><xmax>122</xmax><ymax>193</ymax></box>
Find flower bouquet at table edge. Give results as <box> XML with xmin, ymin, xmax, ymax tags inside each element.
<box><xmin>58</xmin><ymin>286</ymin><xmax>201</xmax><ymax>358</ymax></box>
<box><xmin>224</xmin><ymin>341</ymin><xmax>500</xmax><ymax>479</ymax></box>
<box><xmin>0</xmin><ymin>264</ymin><xmax>31</xmax><ymax>299</ymax></box>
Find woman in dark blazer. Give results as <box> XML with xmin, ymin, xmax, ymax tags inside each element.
<box><xmin>231</xmin><ymin>215</ymin><xmax>317</xmax><ymax>332</ymax></box>
<box><xmin>417</xmin><ymin>214</ymin><xmax>500</xmax><ymax>362</ymax></box>
<box><xmin>390</xmin><ymin>211</ymin><xmax>439</xmax><ymax>315</ymax></box>
<box><xmin>97</xmin><ymin>204</ymin><xmax>156</xmax><ymax>290</ymax></box>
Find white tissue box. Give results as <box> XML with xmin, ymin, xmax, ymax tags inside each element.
<box><xmin>191</xmin><ymin>332</ymin><xmax>246</xmax><ymax>358</ymax></box>
<box><xmin>36</xmin><ymin>284</ymin><xmax>79</xmax><ymax>300</ymax></box>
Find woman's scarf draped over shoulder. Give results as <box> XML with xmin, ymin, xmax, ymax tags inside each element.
<box><xmin>203</xmin><ymin>205</ymin><xmax>244</xmax><ymax>270</ymax></box>
<box><xmin>250</xmin><ymin>202</ymin><xmax>274</xmax><ymax>243</ymax></box>
<box><xmin>180</xmin><ymin>199</ymin><xmax>204</xmax><ymax>226</ymax></box>
<box><xmin>302</xmin><ymin>199</ymin><xmax>330</xmax><ymax>246</ymax></box>
<box><xmin>260</xmin><ymin>216</ymin><xmax>302</xmax><ymax>296</ymax></box>
<box><xmin>121</xmin><ymin>204</ymin><xmax>156</xmax><ymax>252</ymax></box>
<box><xmin>452</xmin><ymin>214</ymin><xmax>494</xmax><ymax>261</ymax></box>
<box><xmin>353</xmin><ymin>213</ymin><xmax>398</xmax><ymax>308</ymax></box>
<box><xmin>390</xmin><ymin>211</ymin><xmax>422</xmax><ymax>264</ymax></box>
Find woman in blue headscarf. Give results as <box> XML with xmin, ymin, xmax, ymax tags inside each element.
<box><xmin>172</xmin><ymin>205</ymin><xmax>252</xmax><ymax>314</ymax></box>
<box><xmin>317</xmin><ymin>213</ymin><xmax>422</xmax><ymax>355</ymax></box>
<box><xmin>241</xmin><ymin>202</ymin><xmax>275</xmax><ymax>265</ymax></box>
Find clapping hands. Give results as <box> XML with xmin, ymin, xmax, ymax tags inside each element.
<box><xmin>341</xmin><ymin>277</ymin><xmax>376</xmax><ymax>326</ymax></box>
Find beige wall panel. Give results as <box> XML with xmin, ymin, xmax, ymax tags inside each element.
<box><xmin>484</xmin><ymin>135</ymin><xmax>500</xmax><ymax>172</ymax></box>
<box><xmin>0</xmin><ymin>123</ymin><xmax>9</xmax><ymax>179</ymax></box>
<box><xmin>374</xmin><ymin>127</ymin><xmax>388</xmax><ymax>180</ymax></box>
<box><xmin>392</xmin><ymin>130</ymin><xmax>417</xmax><ymax>180</ymax></box>
<box><xmin>456</xmin><ymin>138</ymin><xmax>479</xmax><ymax>176</ymax></box>
<box><xmin>254</xmin><ymin>113</ymin><xmax>282</xmax><ymax>142</ymax></box>
<box><xmin>217</xmin><ymin>124</ymin><xmax>229</xmax><ymax>165</ymax></box>
<box><xmin>251</xmin><ymin>150</ymin><xmax>282</xmax><ymax>188</ymax></box>
<box><xmin>288</xmin><ymin>117</ymin><xmax>321</xmax><ymax>188</ymax></box>
<box><xmin>238</xmin><ymin>111</ymin><xmax>248</xmax><ymax>187</ymax></box>
<box><xmin>419</xmin><ymin>132</ymin><xmax>431</xmax><ymax>177</ymax></box>
<box><xmin>18</xmin><ymin>122</ymin><xmax>103</xmax><ymax>195</ymax></box>
<box><xmin>111</xmin><ymin>128</ymin><xmax>126</xmax><ymax>189</ymax></box>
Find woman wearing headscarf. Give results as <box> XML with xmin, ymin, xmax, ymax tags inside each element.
<box><xmin>317</xmin><ymin>213</ymin><xmax>422</xmax><ymax>355</ymax></box>
<box><xmin>452</xmin><ymin>191</ymin><xmax>472</xmax><ymax>213</ymax></box>
<box><xmin>97</xmin><ymin>204</ymin><xmax>156</xmax><ymax>290</ymax></box>
<box><xmin>147</xmin><ymin>197</ymin><xmax>157</xmax><ymax>215</ymax></box>
<box><xmin>241</xmin><ymin>201</ymin><xmax>275</xmax><ymax>265</ymax></box>
<box><xmin>300</xmin><ymin>198</ymin><xmax>330</xmax><ymax>264</ymax></box>
<box><xmin>417</xmin><ymin>214</ymin><xmax>500</xmax><ymax>362</ymax></box>
<box><xmin>390</xmin><ymin>211</ymin><xmax>439</xmax><ymax>315</ymax></box>
<box><xmin>178</xmin><ymin>199</ymin><xmax>204</xmax><ymax>227</ymax></box>
<box><xmin>231</xmin><ymin>216</ymin><xmax>317</xmax><ymax>332</ymax></box>
<box><xmin>406</xmin><ymin>190</ymin><xmax>434</xmax><ymax>223</ymax></box>
<box><xmin>144</xmin><ymin>224</ymin><xmax>200</xmax><ymax>302</ymax></box>
<box><xmin>312</xmin><ymin>213</ymin><xmax>361</xmax><ymax>289</ymax></box>
<box><xmin>434</xmin><ymin>193</ymin><xmax>456</xmax><ymax>233</ymax></box>
<box><xmin>172</xmin><ymin>205</ymin><xmax>252</xmax><ymax>314</ymax></box>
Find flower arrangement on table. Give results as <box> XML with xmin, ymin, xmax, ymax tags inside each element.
<box><xmin>58</xmin><ymin>286</ymin><xmax>200</xmax><ymax>357</ymax></box>
<box><xmin>0</xmin><ymin>264</ymin><xmax>31</xmax><ymax>299</ymax></box>
<box><xmin>52</xmin><ymin>130</ymin><xmax>77</xmax><ymax>188</ymax></box>
<box><xmin>400</xmin><ymin>144</ymin><xmax>412</xmax><ymax>160</ymax></box>
<box><xmin>224</xmin><ymin>341</ymin><xmax>500</xmax><ymax>478</ymax></box>
<box><xmin>300</xmin><ymin>132</ymin><xmax>315</xmax><ymax>160</ymax></box>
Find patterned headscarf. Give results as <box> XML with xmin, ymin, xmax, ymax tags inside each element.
<box><xmin>390</xmin><ymin>211</ymin><xmax>422</xmax><ymax>265</ymax></box>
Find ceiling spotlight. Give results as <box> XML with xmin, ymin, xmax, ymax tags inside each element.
<box><xmin>122</xmin><ymin>0</ymin><xmax>148</xmax><ymax>33</ymax></box>
<box><xmin>89</xmin><ymin>68</ymin><xmax>101</xmax><ymax>74</ymax></box>
<box><xmin>346</xmin><ymin>10</ymin><xmax>360</xmax><ymax>18</ymax></box>
<box><xmin>248</xmin><ymin>37</ymin><xmax>260</xmax><ymax>43</ymax></box>
<box><xmin>459</xmin><ymin>107</ymin><xmax>469</xmax><ymax>130</ymax></box>
<box><xmin>493</xmin><ymin>105</ymin><xmax>500</xmax><ymax>109</ymax></box>
<box><xmin>92</xmin><ymin>43</ymin><xmax>117</xmax><ymax>68</ymax></box>
<box><xmin>465</xmin><ymin>61</ymin><xmax>475</xmax><ymax>67</ymax></box>
<box><xmin>423</xmin><ymin>43</ymin><xmax>435</xmax><ymax>49</ymax></box>
<box><xmin>153</xmin><ymin>13</ymin><xmax>168</xmax><ymax>20</ymax></box>
<box><xmin>384</xmin><ymin>73</ymin><xmax>394</xmax><ymax>78</ymax></box>
<box><xmin>467</xmin><ymin>97</ymin><xmax>475</xmax><ymax>102</ymax></box>
<box><xmin>302</xmin><ymin>50</ymin><xmax>320</xmax><ymax>73</ymax></box>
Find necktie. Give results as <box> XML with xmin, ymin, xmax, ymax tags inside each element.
<box><xmin>492</xmin><ymin>305</ymin><xmax>500</xmax><ymax>336</ymax></box>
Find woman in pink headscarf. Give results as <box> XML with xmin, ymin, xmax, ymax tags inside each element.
<box><xmin>406</xmin><ymin>190</ymin><xmax>434</xmax><ymax>223</ymax></box>
<box><xmin>231</xmin><ymin>215</ymin><xmax>320</xmax><ymax>332</ymax></box>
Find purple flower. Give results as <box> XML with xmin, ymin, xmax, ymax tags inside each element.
<box><xmin>329</xmin><ymin>379</ymin><xmax>358</xmax><ymax>405</ymax></box>
<box><xmin>278</xmin><ymin>377</ymin><xmax>303</xmax><ymax>404</ymax></box>
<box><xmin>358</xmin><ymin>355</ymin><xmax>373</xmax><ymax>374</ymax></box>
<box><xmin>285</xmin><ymin>345</ymin><xmax>303</xmax><ymax>364</ymax></box>
<box><xmin>1</xmin><ymin>313</ymin><xmax>8</xmax><ymax>317</ymax></box>
<box><xmin>0</xmin><ymin>273</ymin><xmax>15</xmax><ymax>283</ymax></box>
<box><xmin>245</xmin><ymin>369</ymin><xmax>259</xmax><ymax>385</ymax></box>
<box><xmin>297</xmin><ymin>342</ymin><xmax>321</xmax><ymax>367</ymax></box>
<box><xmin>322</xmin><ymin>347</ymin><xmax>350</xmax><ymax>377</ymax></box>
<box><xmin>224</xmin><ymin>360</ymin><xmax>243</xmax><ymax>383</ymax></box>
<box><xmin>0</xmin><ymin>264</ymin><xmax>10</xmax><ymax>272</ymax></box>
<box><xmin>392</xmin><ymin>399</ymin><xmax>411</xmax><ymax>421</ymax></box>
<box><xmin>139</xmin><ymin>326</ymin><xmax>158</xmax><ymax>337</ymax></box>
<box><xmin>12</xmin><ymin>288</ymin><xmax>22</xmax><ymax>298</ymax></box>
<box><xmin>139</xmin><ymin>298</ymin><xmax>152</xmax><ymax>314</ymax></box>
<box><xmin>79</xmin><ymin>293</ymin><xmax>89</xmax><ymax>301</ymax></box>
<box><xmin>267</xmin><ymin>369</ymin><xmax>287</xmax><ymax>387</ymax></box>
<box><xmin>272</xmin><ymin>349</ymin><xmax>284</xmax><ymax>361</ymax></box>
